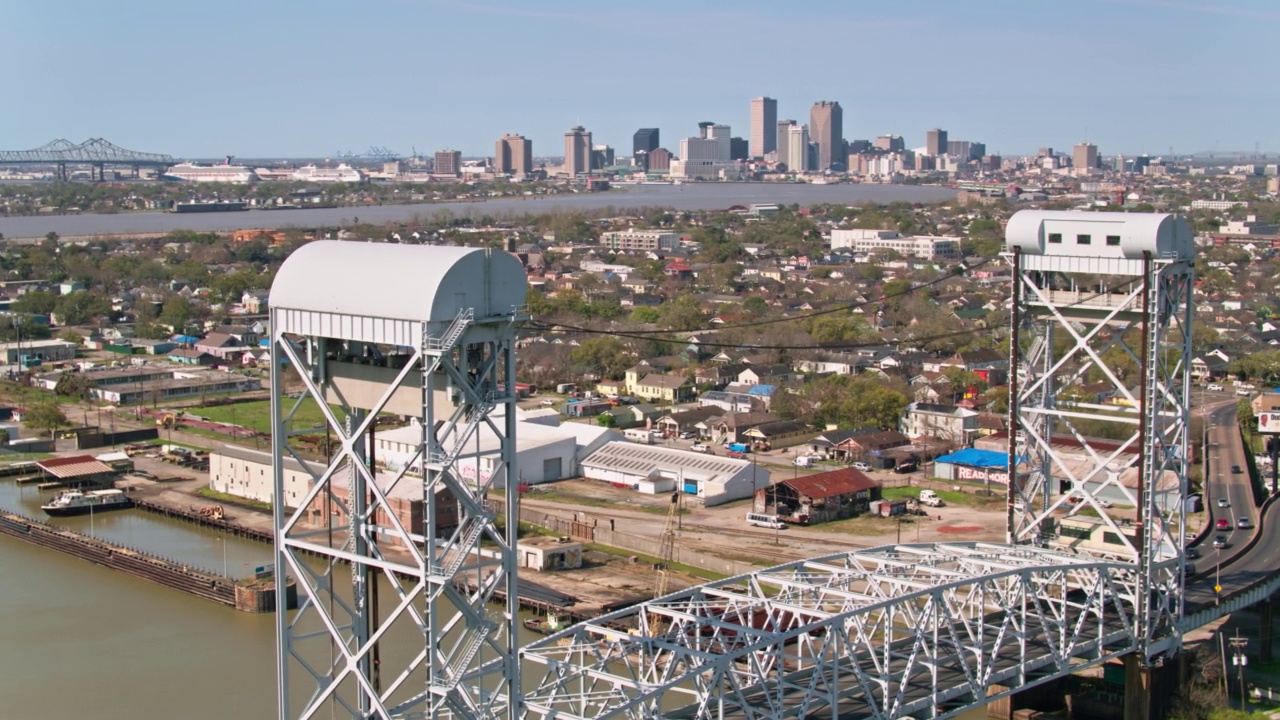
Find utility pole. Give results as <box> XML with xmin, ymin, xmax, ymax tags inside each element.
<box><xmin>1230</xmin><ymin>631</ymin><xmax>1249</xmax><ymax>708</ymax></box>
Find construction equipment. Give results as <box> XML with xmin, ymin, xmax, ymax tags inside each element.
<box><xmin>652</xmin><ymin>491</ymin><xmax>680</xmax><ymax>600</ymax></box>
<box><xmin>157</xmin><ymin>413</ymin><xmax>178</xmax><ymax>429</ymax></box>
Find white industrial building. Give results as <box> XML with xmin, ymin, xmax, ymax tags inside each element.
<box><xmin>669</xmin><ymin>159</ymin><xmax>743</xmax><ymax>181</ymax></box>
<box><xmin>829</xmin><ymin>229</ymin><xmax>961</xmax><ymax>261</ymax></box>
<box><xmin>372</xmin><ymin>408</ymin><xmax>620</xmax><ymax>487</ymax></box>
<box><xmin>0</xmin><ymin>338</ymin><xmax>79</xmax><ymax>365</ymax></box>
<box><xmin>580</xmin><ymin>441</ymin><xmax>770</xmax><ymax>506</ymax></box>
<box><xmin>210</xmin><ymin>445</ymin><xmax>319</xmax><ymax>508</ymax></box>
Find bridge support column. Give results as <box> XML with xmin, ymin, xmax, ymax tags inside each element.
<box><xmin>1123</xmin><ymin>654</ymin><xmax>1184</xmax><ymax>720</ymax></box>
<box><xmin>986</xmin><ymin>680</ymin><xmax>1064</xmax><ymax>720</ymax></box>
<box><xmin>1261</xmin><ymin>597</ymin><xmax>1274</xmax><ymax>664</ymax></box>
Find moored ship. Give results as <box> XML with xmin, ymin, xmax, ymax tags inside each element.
<box><xmin>41</xmin><ymin>489</ymin><xmax>133</xmax><ymax>517</ymax></box>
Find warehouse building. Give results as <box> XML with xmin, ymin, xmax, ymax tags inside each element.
<box><xmin>581</xmin><ymin>441</ymin><xmax>769</xmax><ymax>506</ymax></box>
<box><xmin>754</xmin><ymin>468</ymin><xmax>879</xmax><ymax>525</ymax></box>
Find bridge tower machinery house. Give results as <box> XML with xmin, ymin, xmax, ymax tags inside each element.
<box><xmin>269</xmin><ymin>242</ymin><xmax>527</xmax><ymax>719</ymax></box>
<box><xmin>1004</xmin><ymin>210</ymin><xmax>1195</xmax><ymax>662</ymax></box>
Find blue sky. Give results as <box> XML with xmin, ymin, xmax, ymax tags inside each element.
<box><xmin>4</xmin><ymin>0</ymin><xmax>1276</xmax><ymax>159</ymax></box>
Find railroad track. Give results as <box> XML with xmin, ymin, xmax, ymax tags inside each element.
<box><xmin>681</xmin><ymin>522</ymin><xmax>870</xmax><ymax>550</ymax></box>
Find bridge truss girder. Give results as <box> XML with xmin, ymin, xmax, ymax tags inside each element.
<box><xmin>519</xmin><ymin>543</ymin><xmax>1141</xmax><ymax>720</ymax></box>
<box><xmin>272</xmin><ymin>309</ymin><xmax>522</xmax><ymax>720</ymax></box>
<box><xmin>1006</xmin><ymin>249</ymin><xmax>1193</xmax><ymax>662</ymax></box>
<box><xmin>0</xmin><ymin>137</ymin><xmax>174</xmax><ymax>164</ymax></box>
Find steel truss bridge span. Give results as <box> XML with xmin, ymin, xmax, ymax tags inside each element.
<box><xmin>0</xmin><ymin>138</ymin><xmax>175</xmax><ymax>179</ymax></box>
<box><xmin>517</xmin><ymin>542</ymin><xmax>1147</xmax><ymax>720</ymax></box>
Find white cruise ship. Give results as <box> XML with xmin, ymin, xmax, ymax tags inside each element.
<box><xmin>292</xmin><ymin>164</ymin><xmax>365</xmax><ymax>183</ymax></box>
<box><xmin>164</xmin><ymin>162</ymin><xmax>259</xmax><ymax>184</ymax></box>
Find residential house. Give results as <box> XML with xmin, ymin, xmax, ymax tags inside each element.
<box><xmin>742</xmin><ymin>419</ymin><xmax>816</xmax><ymax>449</ymax></box>
<box><xmin>654</xmin><ymin>407</ymin><xmax>725</xmax><ymax>439</ymax></box>
<box><xmin>756</xmin><ymin>469</ymin><xmax>880</xmax><ymax>525</ymax></box>
<box><xmin>633</xmin><ymin>373</ymin><xmax>696</xmax><ymax>403</ymax></box>
<box><xmin>836</xmin><ymin>429</ymin><xmax>911</xmax><ymax>467</ymax></box>
<box><xmin>695</xmin><ymin>363</ymin><xmax>748</xmax><ymax>389</ymax></box>
<box><xmin>738</xmin><ymin>364</ymin><xmax>791</xmax><ymax>386</ymax></box>
<box><xmin>902</xmin><ymin>403</ymin><xmax>980</xmax><ymax>446</ymax></box>
<box><xmin>241</xmin><ymin>289</ymin><xmax>269</xmax><ymax>314</ymax></box>
<box><xmin>698</xmin><ymin>390</ymin><xmax>755</xmax><ymax>414</ymax></box>
<box><xmin>194</xmin><ymin>333</ymin><xmax>243</xmax><ymax>360</ymax></box>
<box><xmin>168</xmin><ymin>348</ymin><xmax>217</xmax><ymax>366</ymax></box>
<box><xmin>710</xmin><ymin>412</ymin><xmax>780</xmax><ymax>445</ymax></box>
<box><xmin>601</xmin><ymin>403</ymin><xmax>664</xmax><ymax>430</ymax></box>
<box><xmin>807</xmin><ymin>428</ymin><xmax>862</xmax><ymax>458</ymax></box>
<box><xmin>1191</xmin><ymin>349</ymin><xmax>1231</xmax><ymax>381</ymax></box>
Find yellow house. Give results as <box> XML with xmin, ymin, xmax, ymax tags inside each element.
<box><xmin>633</xmin><ymin>373</ymin><xmax>695</xmax><ymax>403</ymax></box>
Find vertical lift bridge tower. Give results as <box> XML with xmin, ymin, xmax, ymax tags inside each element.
<box><xmin>269</xmin><ymin>242</ymin><xmax>527</xmax><ymax>719</ymax></box>
<box><xmin>1004</xmin><ymin>210</ymin><xmax>1195</xmax><ymax>667</ymax></box>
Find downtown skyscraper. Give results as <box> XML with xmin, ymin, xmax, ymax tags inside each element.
<box><xmin>809</xmin><ymin>100</ymin><xmax>843</xmax><ymax>171</ymax></box>
<box><xmin>750</xmin><ymin>97</ymin><xmax>777</xmax><ymax>159</ymax></box>
<box><xmin>564</xmin><ymin>125</ymin><xmax>592</xmax><ymax>176</ymax></box>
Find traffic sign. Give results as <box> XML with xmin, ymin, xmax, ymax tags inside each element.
<box><xmin>1215</xmin><ymin>584</ymin><xmax>1222</xmax><ymax>593</ymax></box>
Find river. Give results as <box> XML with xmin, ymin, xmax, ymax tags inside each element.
<box><xmin>0</xmin><ymin>183</ymin><xmax>957</xmax><ymax>239</ymax></box>
<box><xmin>0</xmin><ymin>476</ymin><xmax>995</xmax><ymax>718</ymax></box>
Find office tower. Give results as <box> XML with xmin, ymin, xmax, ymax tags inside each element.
<box><xmin>874</xmin><ymin>135</ymin><xmax>905</xmax><ymax>152</ymax></box>
<box><xmin>777</xmin><ymin>120</ymin><xmax>796</xmax><ymax>168</ymax></box>
<box><xmin>633</xmin><ymin>128</ymin><xmax>659</xmax><ymax>157</ymax></box>
<box><xmin>564</xmin><ymin>125</ymin><xmax>592</xmax><ymax>176</ymax></box>
<box><xmin>750</xmin><ymin>97</ymin><xmax>777</xmax><ymax>158</ymax></box>
<box><xmin>648</xmin><ymin>148</ymin><xmax>673</xmax><ymax>172</ymax></box>
<box><xmin>786</xmin><ymin>123</ymin><xmax>810</xmax><ymax>173</ymax></box>
<box><xmin>809</xmin><ymin>101</ymin><xmax>843</xmax><ymax>171</ymax></box>
<box><xmin>1073</xmin><ymin>142</ymin><xmax>1099</xmax><ymax>172</ymax></box>
<box><xmin>495</xmin><ymin>133</ymin><xmax>533</xmax><ymax>176</ymax></box>
<box><xmin>434</xmin><ymin>149</ymin><xmax>462</xmax><ymax>176</ymax></box>
<box><xmin>849</xmin><ymin>139</ymin><xmax>872</xmax><ymax>154</ymax></box>
<box><xmin>947</xmin><ymin>140</ymin><xmax>971</xmax><ymax>160</ymax></box>
<box><xmin>679</xmin><ymin>123</ymin><xmax>732</xmax><ymax>161</ymax></box>
<box><xmin>730</xmin><ymin>137</ymin><xmax>748</xmax><ymax>161</ymax></box>
<box><xmin>925</xmin><ymin>129</ymin><xmax>948</xmax><ymax>156</ymax></box>
<box><xmin>591</xmin><ymin>145</ymin><xmax>614</xmax><ymax>170</ymax></box>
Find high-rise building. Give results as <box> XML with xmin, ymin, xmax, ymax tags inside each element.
<box><xmin>564</xmin><ymin>125</ymin><xmax>592</xmax><ymax>176</ymax></box>
<box><xmin>648</xmin><ymin>148</ymin><xmax>673</xmax><ymax>172</ymax></box>
<box><xmin>679</xmin><ymin>123</ymin><xmax>732</xmax><ymax>161</ymax></box>
<box><xmin>494</xmin><ymin>133</ymin><xmax>533</xmax><ymax>176</ymax></box>
<box><xmin>809</xmin><ymin>101</ymin><xmax>843</xmax><ymax>171</ymax></box>
<box><xmin>925</xmin><ymin>129</ymin><xmax>948</xmax><ymax>156</ymax></box>
<box><xmin>1073</xmin><ymin>142</ymin><xmax>1099</xmax><ymax>173</ymax></box>
<box><xmin>730</xmin><ymin>137</ymin><xmax>749</xmax><ymax>161</ymax></box>
<box><xmin>591</xmin><ymin>145</ymin><xmax>615</xmax><ymax>170</ymax></box>
<box><xmin>787</xmin><ymin>123</ymin><xmax>810</xmax><ymax>173</ymax></box>
<box><xmin>849</xmin><ymin>139</ymin><xmax>872</xmax><ymax>154</ymax></box>
<box><xmin>776</xmin><ymin>120</ymin><xmax>796</xmax><ymax>169</ymax></box>
<box><xmin>874</xmin><ymin>135</ymin><xmax>905</xmax><ymax>152</ymax></box>
<box><xmin>750</xmin><ymin>97</ymin><xmax>777</xmax><ymax>158</ymax></box>
<box><xmin>633</xmin><ymin>128</ymin><xmax>659</xmax><ymax>157</ymax></box>
<box><xmin>434</xmin><ymin>150</ymin><xmax>462</xmax><ymax>176</ymax></box>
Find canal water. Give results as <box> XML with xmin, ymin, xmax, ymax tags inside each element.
<box><xmin>1</xmin><ymin>479</ymin><xmax>994</xmax><ymax>718</ymax></box>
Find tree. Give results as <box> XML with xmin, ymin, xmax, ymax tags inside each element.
<box><xmin>54</xmin><ymin>372</ymin><xmax>94</xmax><ymax>400</ymax></box>
<box><xmin>658</xmin><ymin>294</ymin><xmax>707</xmax><ymax>331</ymax></box>
<box><xmin>11</xmin><ymin>290</ymin><xmax>58</xmax><ymax>315</ymax></box>
<box><xmin>742</xmin><ymin>296</ymin><xmax>768</xmax><ymax>317</ymax></box>
<box><xmin>24</xmin><ymin>400</ymin><xmax>68</xmax><ymax>439</ymax></box>
<box><xmin>56</xmin><ymin>329</ymin><xmax>84</xmax><ymax>345</ymax></box>
<box><xmin>159</xmin><ymin>296</ymin><xmax>194</xmax><ymax>330</ymax></box>
<box><xmin>628</xmin><ymin>307</ymin><xmax>661</xmax><ymax>324</ymax></box>
<box><xmin>53</xmin><ymin>291</ymin><xmax>110</xmax><ymax>326</ymax></box>
<box><xmin>597</xmin><ymin>413</ymin><xmax>617</xmax><ymax>428</ymax></box>
<box><xmin>569</xmin><ymin>337</ymin><xmax>633</xmax><ymax>380</ymax></box>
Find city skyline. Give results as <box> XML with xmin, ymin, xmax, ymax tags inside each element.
<box><xmin>3</xmin><ymin>0</ymin><xmax>1278</xmax><ymax>158</ymax></box>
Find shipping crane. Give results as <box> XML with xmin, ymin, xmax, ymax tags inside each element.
<box><xmin>652</xmin><ymin>490</ymin><xmax>680</xmax><ymax>600</ymax></box>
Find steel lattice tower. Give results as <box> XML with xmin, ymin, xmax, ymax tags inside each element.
<box><xmin>269</xmin><ymin>242</ymin><xmax>527</xmax><ymax>719</ymax></box>
<box><xmin>1004</xmin><ymin>210</ymin><xmax>1195</xmax><ymax>661</ymax></box>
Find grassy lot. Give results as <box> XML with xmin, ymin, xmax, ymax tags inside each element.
<box><xmin>806</xmin><ymin>514</ymin><xmax>903</xmax><ymax>536</ymax></box>
<box><xmin>189</xmin><ymin>397</ymin><xmax>334</xmax><ymax>435</ymax></box>
<box><xmin>881</xmin><ymin>485</ymin><xmax>1005</xmax><ymax>510</ymax></box>
<box><xmin>583</xmin><ymin>543</ymin><xmax>732</xmax><ymax>583</ymax></box>
<box><xmin>197</xmin><ymin>487</ymin><xmax>272</xmax><ymax>512</ymax></box>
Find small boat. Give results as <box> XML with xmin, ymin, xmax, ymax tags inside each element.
<box><xmin>523</xmin><ymin>614</ymin><xmax>564</xmax><ymax>636</ymax></box>
<box><xmin>41</xmin><ymin>489</ymin><xmax>132</xmax><ymax>517</ymax></box>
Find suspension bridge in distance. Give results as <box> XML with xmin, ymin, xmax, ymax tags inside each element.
<box><xmin>0</xmin><ymin>138</ymin><xmax>175</xmax><ymax>180</ymax></box>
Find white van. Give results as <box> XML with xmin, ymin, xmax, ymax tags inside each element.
<box><xmin>792</xmin><ymin>456</ymin><xmax>814</xmax><ymax>468</ymax></box>
<box><xmin>746</xmin><ymin>512</ymin><xmax>786</xmax><ymax>529</ymax></box>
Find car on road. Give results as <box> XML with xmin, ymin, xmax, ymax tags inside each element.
<box><xmin>1207</xmin><ymin>384</ymin><xmax>1223</xmax><ymax>392</ymax></box>
<box><xmin>690</xmin><ymin>442</ymin><xmax>708</xmax><ymax>453</ymax></box>
<box><xmin>1185</xmin><ymin>546</ymin><xmax>1200</xmax><ymax>560</ymax></box>
<box><xmin>852</xmin><ymin>461</ymin><xmax>873</xmax><ymax>472</ymax></box>
<box><xmin>726</xmin><ymin>450</ymin><xmax>746</xmax><ymax>459</ymax></box>
<box><xmin>1217</xmin><ymin>497</ymin><xmax>1230</xmax><ymax>508</ymax></box>
<box><xmin>893</xmin><ymin>462</ymin><xmax>918</xmax><ymax>474</ymax></box>
<box><xmin>1238</xmin><ymin>517</ymin><xmax>1253</xmax><ymax>529</ymax></box>
<box><xmin>540</xmin><ymin>399</ymin><xmax>556</xmax><ymax>406</ymax></box>
<box><xmin>679</xmin><ymin>431</ymin><xmax>696</xmax><ymax>439</ymax></box>
<box><xmin>1213</xmin><ymin>535</ymin><xmax>1229</xmax><ymax>549</ymax></box>
<box><xmin>1231</xmin><ymin>465</ymin><xmax>1242</xmax><ymax>474</ymax></box>
<box><xmin>1216</xmin><ymin>518</ymin><xmax>1231</xmax><ymax>530</ymax></box>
